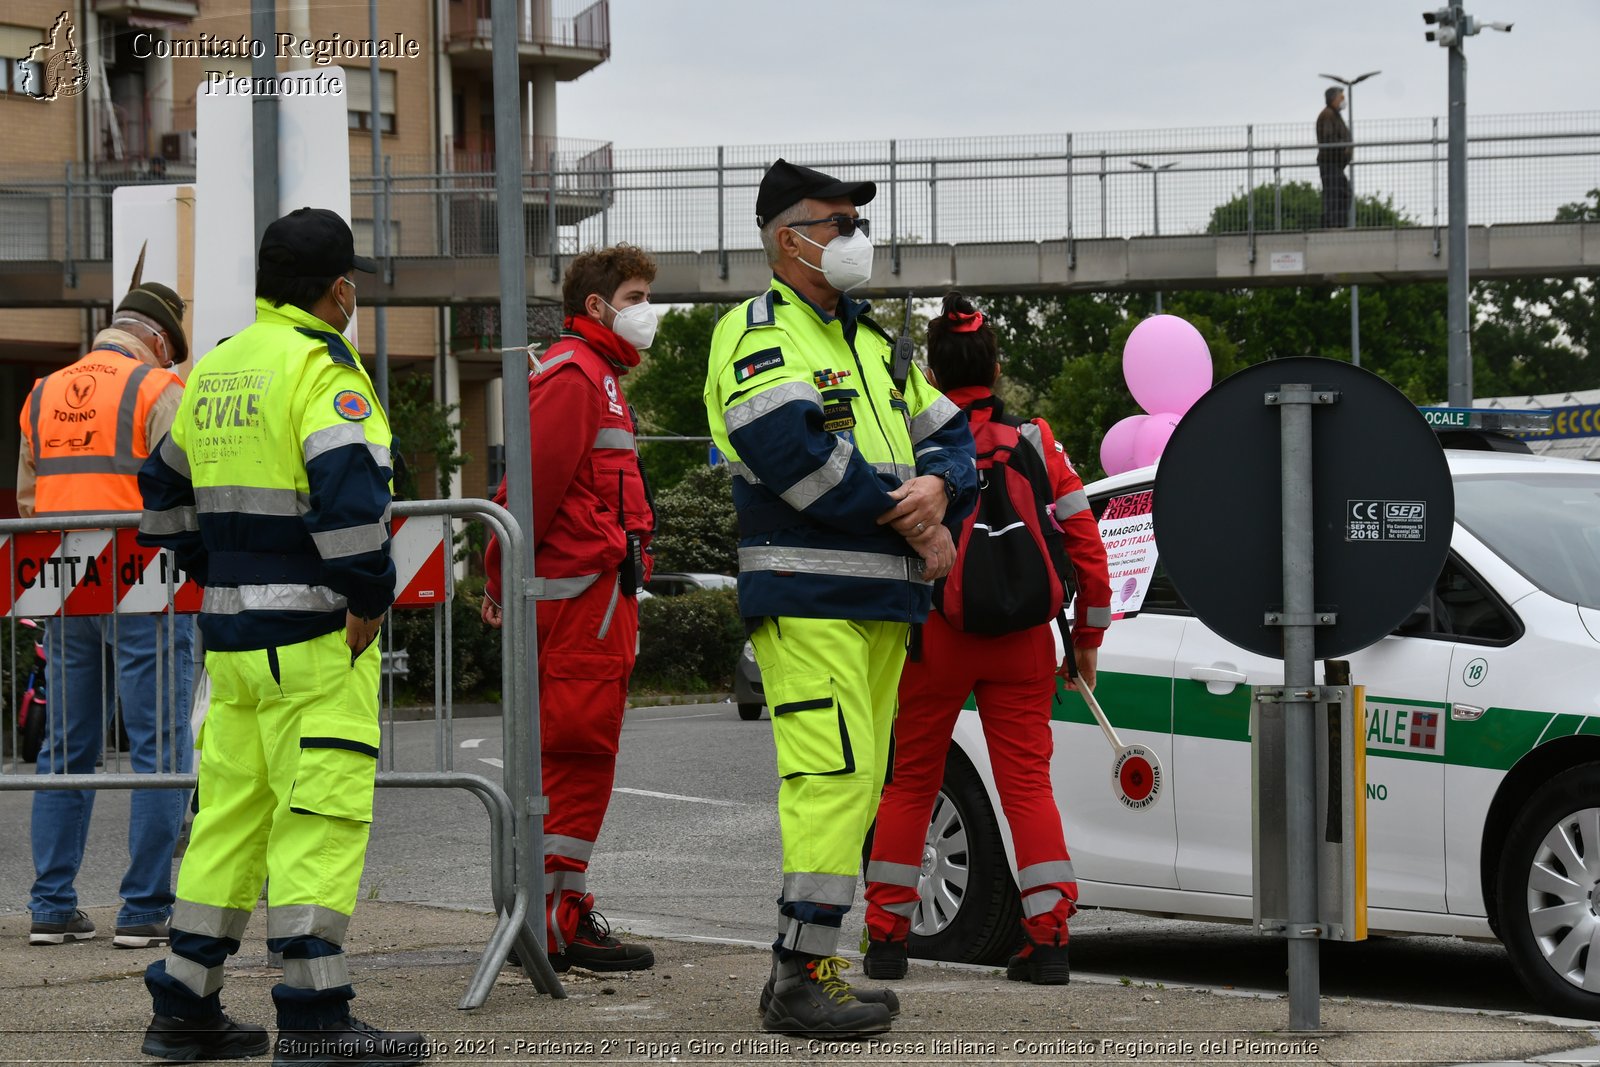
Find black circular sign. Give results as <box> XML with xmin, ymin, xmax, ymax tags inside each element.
<box><xmin>1152</xmin><ymin>357</ymin><xmax>1453</xmax><ymax>660</ymax></box>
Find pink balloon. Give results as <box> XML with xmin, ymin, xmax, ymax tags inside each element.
<box><xmin>1123</xmin><ymin>315</ymin><xmax>1213</xmax><ymax>416</ymax></box>
<box><xmin>1099</xmin><ymin>414</ymin><xmax>1148</xmax><ymax>476</ymax></box>
<box><xmin>1132</xmin><ymin>412</ymin><xmax>1182</xmax><ymax>467</ymax></box>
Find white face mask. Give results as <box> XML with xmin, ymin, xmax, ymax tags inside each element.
<box><xmin>336</xmin><ymin>277</ymin><xmax>356</xmax><ymax>333</ymax></box>
<box><xmin>604</xmin><ymin>298</ymin><xmax>657</xmax><ymax>350</ymax></box>
<box><xmin>792</xmin><ymin>227</ymin><xmax>874</xmax><ymax>291</ymax></box>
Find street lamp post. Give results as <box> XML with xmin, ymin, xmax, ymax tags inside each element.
<box><xmin>1320</xmin><ymin>70</ymin><xmax>1381</xmax><ymax>368</ymax></box>
<box><xmin>1422</xmin><ymin>4</ymin><xmax>1513</xmax><ymax>406</ymax></box>
<box><xmin>1132</xmin><ymin>160</ymin><xmax>1178</xmax><ymax>313</ymax></box>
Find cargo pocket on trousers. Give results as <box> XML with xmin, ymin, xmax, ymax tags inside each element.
<box><xmin>543</xmin><ymin>651</ymin><xmax>626</xmax><ymax>756</ymax></box>
<box><xmin>771</xmin><ymin>674</ymin><xmax>853</xmax><ymax>779</ymax></box>
<box><xmin>289</xmin><ymin>735</ymin><xmax>380</xmax><ymax>824</ymax></box>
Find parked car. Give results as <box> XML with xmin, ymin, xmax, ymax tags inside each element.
<box><xmin>913</xmin><ymin>447</ymin><xmax>1600</xmax><ymax>1018</ymax></box>
<box><xmin>645</xmin><ymin>572</ymin><xmax>737</xmax><ymax>598</ymax></box>
<box><xmin>734</xmin><ymin>640</ymin><xmax>764</xmax><ymax>721</ymax></box>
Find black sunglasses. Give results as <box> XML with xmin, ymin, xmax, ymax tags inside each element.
<box><xmin>788</xmin><ymin>214</ymin><xmax>870</xmax><ymax>238</ymax></box>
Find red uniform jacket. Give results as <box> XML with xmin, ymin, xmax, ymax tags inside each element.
<box><xmin>484</xmin><ymin>316</ymin><xmax>654</xmax><ymax>605</ymax></box>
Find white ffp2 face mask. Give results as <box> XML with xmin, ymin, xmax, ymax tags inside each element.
<box><xmin>793</xmin><ymin>228</ymin><xmax>874</xmax><ymax>291</ymax></box>
<box><xmin>605</xmin><ymin>299</ymin><xmax>657</xmax><ymax>350</ymax></box>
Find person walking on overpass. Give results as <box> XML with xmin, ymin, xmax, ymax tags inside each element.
<box><xmin>1318</xmin><ymin>86</ymin><xmax>1354</xmax><ymax>229</ymax></box>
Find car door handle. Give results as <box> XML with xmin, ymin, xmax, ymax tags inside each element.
<box><xmin>1190</xmin><ymin>667</ymin><xmax>1248</xmax><ymax>684</ymax></box>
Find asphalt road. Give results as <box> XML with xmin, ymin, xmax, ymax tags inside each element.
<box><xmin>0</xmin><ymin>702</ymin><xmax>1543</xmax><ymax>1017</ymax></box>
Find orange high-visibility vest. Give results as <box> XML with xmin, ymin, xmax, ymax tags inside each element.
<box><xmin>20</xmin><ymin>349</ymin><xmax>182</xmax><ymax>515</ymax></box>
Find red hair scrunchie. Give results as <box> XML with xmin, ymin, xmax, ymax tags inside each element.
<box><xmin>947</xmin><ymin>310</ymin><xmax>984</xmax><ymax>333</ymax></box>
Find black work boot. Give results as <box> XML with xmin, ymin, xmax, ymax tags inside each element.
<box><xmin>862</xmin><ymin>938</ymin><xmax>909</xmax><ymax>980</ymax></box>
<box><xmin>141</xmin><ymin>1011</ymin><xmax>270</xmax><ymax>1062</ymax></box>
<box><xmin>273</xmin><ymin>1017</ymin><xmax>429</xmax><ymax>1066</ymax></box>
<box><xmin>551</xmin><ymin>909</ymin><xmax>654</xmax><ymax>973</ymax></box>
<box><xmin>761</xmin><ymin>954</ymin><xmax>893</xmax><ymax>1037</ymax></box>
<box><xmin>1006</xmin><ymin>929</ymin><xmax>1071</xmax><ymax>985</ymax></box>
<box><xmin>760</xmin><ymin>950</ymin><xmax>899</xmax><ymax>1017</ymax></box>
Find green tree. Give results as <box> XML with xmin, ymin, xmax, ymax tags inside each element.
<box><xmin>628</xmin><ymin>305</ymin><xmax>719</xmax><ymax>490</ymax></box>
<box><xmin>387</xmin><ymin>371</ymin><xmax>465</xmax><ymax>501</ymax></box>
<box><xmin>650</xmin><ymin>463</ymin><xmax>738</xmax><ymax>574</ymax></box>
<box><xmin>1204</xmin><ymin>180</ymin><xmax>1411</xmax><ymax>233</ymax></box>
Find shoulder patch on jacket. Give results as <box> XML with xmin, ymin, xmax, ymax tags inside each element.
<box><xmin>746</xmin><ymin>291</ymin><xmax>777</xmax><ymax>329</ymax></box>
<box><xmin>733</xmin><ymin>347</ymin><xmax>784</xmax><ymax>383</ymax></box>
<box><xmin>295</xmin><ymin>326</ymin><xmax>359</xmax><ymax>368</ymax></box>
<box><xmin>334</xmin><ymin>390</ymin><xmax>373</xmax><ymax>421</ymax></box>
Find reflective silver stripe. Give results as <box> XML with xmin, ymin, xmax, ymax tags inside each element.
<box><xmin>311</xmin><ymin>522</ymin><xmax>389</xmax><ymax>560</ymax></box>
<box><xmin>266</xmin><ymin>904</ymin><xmax>352</xmax><ymax>945</ymax></box>
<box><xmin>281</xmin><ymin>953</ymin><xmax>351</xmax><ymax>991</ymax></box>
<box><xmin>194</xmin><ymin>484</ymin><xmax>307</xmax><ymax>516</ymax></box>
<box><xmin>533</xmin><ymin>352</ymin><xmax>574</xmax><ymax>376</ymax></box>
<box><xmin>545</xmin><ymin>836</ymin><xmax>595</xmax><ymax>863</ymax></box>
<box><xmin>1054</xmin><ymin>489</ymin><xmax>1090</xmax><ymax>518</ymax></box>
<box><xmin>740</xmin><ymin>545</ymin><xmax>927</xmax><ymax>586</ymax></box>
<box><xmin>204</xmin><ymin>584</ymin><xmax>347</xmax><ymax>615</ymax></box>
<box><xmin>881</xmin><ymin>900</ymin><xmax>919</xmax><ymax>918</ymax></box>
<box><xmin>866</xmin><ymin>860</ymin><xmax>920</xmax><ymax>888</ymax></box>
<box><xmin>534</xmin><ymin>573</ymin><xmax>600</xmax><ymax>601</ymax></box>
<box><xmin>779</xmin><ymin>918</ymin><xmax>841</xmax><ymax>956</ymax></box>
<box><xmin>548</xmin><ymin>869</ymin><xmax>587</xmax><ymax>896</ymax></box>
<box><xmin>781</xmin><ymin>436</ymin><xmax>854</xmax><ymax>512</ymax></box>
<box><xmin>26</xmin><ymin>379</ymin><xmax>45</xmax><ymax>465</ymax></box>
<box><xmin>909</xmin><ymin>395</ymin><xmax>961</xmax><ymax>444</ymax></box>
<box><xmin>1022</xmin><ymin>887</ymin><xmax>1066</xmax><ymax>919</ymax></box>
<box><xmin>724</xmin><ymin>380</ymin><xmax>822</xmax><ymax>436</ymax></box>
<box><xmin>871</xmin><ymin>461</ymin><xmax>916</xmax><ymax>481</ymax></box>
<box><xmin>173</xmin><ymin>901</ymin><xmax>252</xmax><ymax>941</ymax></box>
<box><xmin>166</xmin><ymin>954</ymin><xmax>225</xmax><ymax>997</ymax></box>
<box><xmin>159</xmin><ymin>433</ymin><xmax>191</xmax><ymax>478</ymax></box>
<box><xmin>782</xmin><ymin>871</ymin><xmax>857</xmax><ymax>906</ymax></box>
<box><xmin>1082</xmin><ymin>606</ymin><xmax>1112</xmax><ymax>629</ymax></box>
<box><xmin>1017</xmin><ymin>860</ymin><xmax>1077</xmax><ymax>890</ymax></box>
<box><xmin>593</xmin><ymin>427</ymin><xmax>636</xmax><ymax>451</ymax></box>
<box><xmin>728</xmin><ymin>461</ymin><xmax>761</xmax><ymax>485</ymax></box>
<box><xmin>140</xmin><ymin>505</ymin><xmax>198</xmax><ymax>536</ymax></box>
<box><xmin>304</xmin><ymin>422</ymin><xmax>367</xmax><ymax>464</ymax></box>
<box><xmin>595</xmin><ymin>576</ymin><xmax>621</xmax><ymax>640</ymax></box>
<box><xmin>1017</xmin><ymin>420</ymin><xmax>1047</xmax><ymax>465</ymax></box>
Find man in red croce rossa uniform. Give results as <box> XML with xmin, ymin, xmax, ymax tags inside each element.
<box><xmin>483</xmin><ymin>244</ymin><xmax>658</xmax><ymax>973</ymax></box>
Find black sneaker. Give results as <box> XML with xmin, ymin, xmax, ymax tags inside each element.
<box><xmin>761</xmin><ymin>951</ymin><xmax>899</xmax><ymax>1017</ymax></box>
<box><xmin>1006</xmin><ymin>932</ymin><xmax>1071</xmax><ymax>985</ymax></box>
<box><xmin>862</xmin><ymin>938</ymin><xmax>908</xmax><ymax>980</ymax></box>
<box><xmin>761</xmin><ymin>954</ymin><xmax>892</xmax><ymax>1037</ymax></box>
<box><xmin>550</xmin><ymin>909</ymin><xmax>654</xmax><ymax>973</ymax></box>
<box><xmin>141</xmin><ymin>1011</ymin><xmax>269</xmax><ymax>1062</ymax></box>
<box><xmin>29</xmin><ymin>910</ymin><xmax>95</xmax><ymax>946</ymax></box>
<box><xmin>273</xmin><ymin>1017</ymin><xmax>429</xmax><ymax>1066</ymax></box>
<box><xmin>115</xmin><ymin>921</ymin><xmax>170</xmax><ymax>949</ymax></box>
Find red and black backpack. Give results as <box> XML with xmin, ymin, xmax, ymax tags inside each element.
<box><xmin>936</xmin><ymin>397</ymin><xmax>1075</xmax><ymax>636</ymax></box>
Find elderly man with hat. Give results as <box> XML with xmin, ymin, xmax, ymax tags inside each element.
<box><xmin>135</xmin><ymin>207</ymin><xmax>425</xmax><ymax>1065</ymax></box>
<box><xmin>703</xmin><ymin>161</ymin><xmax>976</xmax><ymax>1036</ymax></box>
<box><xmin>19</xmin><ymin>279</ymin><xmax>197</xmax><ymax>954</ymax></box>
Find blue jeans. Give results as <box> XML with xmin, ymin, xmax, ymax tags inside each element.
<box><xmin>30</xmin><ymin>614</ymin><xmax>195</xmax><ymax>927</ymax></box>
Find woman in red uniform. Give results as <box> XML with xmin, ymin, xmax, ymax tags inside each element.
<box><xmin>862</xmin><ymin>291</ymin><xmax>1112</xmax><ymax>985</ymax></box>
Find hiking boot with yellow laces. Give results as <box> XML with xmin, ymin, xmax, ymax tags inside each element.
<box><xmin>759</xmin><ymin>950</ymin><xmax>899</xmax><ymax>1017</ymax></box>
<box><xmin>760</xmin><ymin>954</ymin><xmax>892</xmax><ymax>1037</ymax></box>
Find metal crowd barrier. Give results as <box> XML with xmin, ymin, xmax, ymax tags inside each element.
<box><xmin>0</xmin><ymin>498</ymin><xmax>562</xmax><ymax>1007</ymax></box>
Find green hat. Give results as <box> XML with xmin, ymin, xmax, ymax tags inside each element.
<box><xmin>116</xmin><ymin>282</ymin><xmax>188</xmax><ymax>363</ymax></box>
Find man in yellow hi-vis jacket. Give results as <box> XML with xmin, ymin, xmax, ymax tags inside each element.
<box><xmin>135</xmin><ymin>208</ymin><xmax>428</xmax><ymax>1066</ymax></box>
<box><xmin>704</xmin><ymin>160</ymin><xmax>976</xmax><ymax>1037</ymax></box>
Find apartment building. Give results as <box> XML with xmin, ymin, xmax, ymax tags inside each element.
<box><xmin>0</xmin><ymin>0</ymin><xmax>611</xmax><ymax>512</ymax></box>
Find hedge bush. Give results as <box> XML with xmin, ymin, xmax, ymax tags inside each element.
<box><xmin>632</xmin><ymin>586</ymin><xmax>744</xmax><ymax>693</ymax></box>
<box><xmin>386</xmin><ymin>574</ymin><xmax>503</xmax><ymax>704</ymax></box>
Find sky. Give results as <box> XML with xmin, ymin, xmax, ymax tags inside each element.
<box><xmin>558</xmin><ymin>0</ymin><xmax>1600</xmax><ymax>150</ymax></box>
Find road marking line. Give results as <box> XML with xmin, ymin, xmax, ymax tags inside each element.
<box><xmin>460</xmin><ymin>738</ymin><xmax>486</xmax><ymax>749</ymax></box>
<box><xmin>612</xmin><ymin>786</ymin><xmax>742</xmax><ymax>808</ymax></box>
<box><xmin>637</xmin><ymin>712</ymin><xmax>722</xmax><ymax>722</ymax></box>
<box><xmin>478</xmin><ymin>757</ymin><xmax>503</xmax><ymax>768</ymax></box>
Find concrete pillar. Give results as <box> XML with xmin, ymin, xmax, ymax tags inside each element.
<box><xmin>527</xmin><ymin>66</ymin><xmax>557</xmax><ymax>162</ymax></box>
<box><xmin>287</xmin><ymin>0</ymin><xmax>312</xmax><ymax>70</ymax></box>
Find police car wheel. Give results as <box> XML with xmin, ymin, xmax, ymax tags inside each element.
<box><xmin>737</xmin><ymin>703</ymin><xmax>763</xmax><ymax>721</ymax></box>
<box><xmin>1496</xmin><ymin>763</ymin><xmax>1600</xmax><ymax>1019</ymax></box>
<box><xmin>905</xmin><ymin>751</ymin><xmax>1023</xmax><ymax>966</ymax></box>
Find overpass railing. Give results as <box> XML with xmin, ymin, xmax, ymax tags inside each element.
<box><xmin>2</xmin><ymin>110</ymin><xmax>1596</xmax><ymax>275</ymax></box>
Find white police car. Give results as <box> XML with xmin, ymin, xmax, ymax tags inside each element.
<box><xmin>914</xmin><ymin>445</ymin><xmax>1600</xmax><ymax>1018</ymax></box>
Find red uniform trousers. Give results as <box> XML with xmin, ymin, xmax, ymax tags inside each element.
<box><xmin>537</xmin><ymin>568</ymin><xmax>636</xmax><ymax>950</ymax></box>
<box><xmin>865</xmin><ymin>610</ymin><xmax>1078</xmax><ymax>945</ymax></box>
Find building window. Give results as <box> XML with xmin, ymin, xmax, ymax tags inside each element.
<box><xmin>352</xmin><ymin>218</ymin><xmax>400</xmax><ymax>258</ymax></box>
<box><xmin>2</xmin><ymin>25</ymin><xmax>47</xmax><ymax>97</ymax></box>
<box><xmin>342</xmin><ymin>66</ymin><xmax>396</xmax><ymax>134</ymax></box>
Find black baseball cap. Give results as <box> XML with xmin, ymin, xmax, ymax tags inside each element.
<box><xmin>257</xmin><ymin>207</ymin><xmax>376</xmax><ymax>278</ymax></box>
<box><xmin>116</xmin><ymin>282</ymin><xmax>189</xmax><ymax>362</ymax></box>
<box><xmin>755</xmin><ymin>159</ymin><xmax>876</xmax><ymax>227</ymax></box>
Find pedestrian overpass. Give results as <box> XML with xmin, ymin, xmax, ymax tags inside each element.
<box><xmin>3</xmin><ymin>110</ymin><xmax>1596</xmax><ymax>308</ymax></box>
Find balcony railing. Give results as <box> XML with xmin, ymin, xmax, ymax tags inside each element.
<box><xmin>445</xmin><ymin>0</ymin><xmax>610</xmax><ymax>55</ymax></box>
